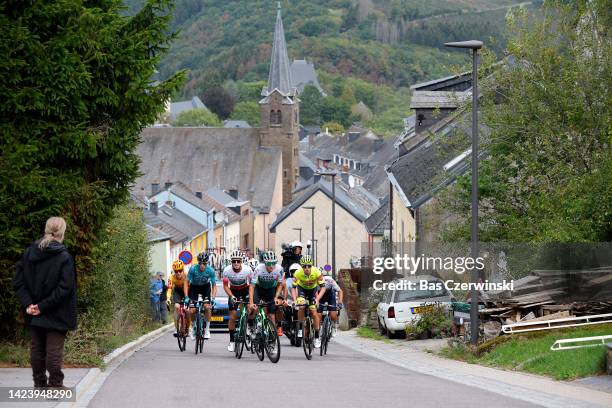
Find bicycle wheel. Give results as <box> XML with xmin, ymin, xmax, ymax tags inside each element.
<box><xmin>235</xmin><ymin>315</ymin><xmax>245</xmax><ymax>359</ymax></box>
<box><xmin>302</xmin><ymin>318</ymin><xmax>313</xmax><ymax>360</ymax></box>
<box><xmin>320</xmin><ymin>318</ymin><xmax>329</xmax><ymax>356</ymax></box>
<box><xmin>177</xmin><ymin>314</ymin><xmax>186</xmax><ymax>352</ymax></box>
<box><xmin>322</xmin><ymin>317</ymin><xmax>332</xmax><ymax>355</ymax></box>
<box><xmin>254</xmin><ymin>319</ymin><xmax>265</xmax><ymax>361</ymax></box>
<box><xmin>264</xmin><ymin>319</ymin><xmax>281</xmax><ymax>363</ymax></box>
<box><xmin>194</xmin><ymin>313</ymin><xmax>202</xmax><ymax>355</ymax></box>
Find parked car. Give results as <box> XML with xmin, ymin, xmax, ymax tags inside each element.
<box><xmin>376</xmin><ymin>275</ymin><xmax>454</xmax><ymax>338</ymax></box>
<box><xmin>210</xmin><ymin>283</ymin><xmax>229</xmax><ymax>329</ymax></box>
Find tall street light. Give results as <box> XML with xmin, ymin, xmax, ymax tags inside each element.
<box><xmin>445</xmin><ymin>39</ymin><xmax>483</xmax><ymax>347</ymax></box>
<box><xmin>292</xmin><ymin>227</ymin><xmax>302</xmax><ymax>242</ymax></box>
<box><xmin>302</xmin><ymin>206</ymin><xmax>315</xmax><ymax>263</ymax></box>
<box><xmin>317</xmin><ymin>170</ymin><xmax>338</xmax><ymax>280</ymax></box>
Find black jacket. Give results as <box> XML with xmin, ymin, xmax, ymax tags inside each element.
<box><xmin>13</xmin><ymin>241</ymin><xmax>77</xmax><ymax>331</ymax></box>
<box><xmin>281</xmin><ymin>251</ymin><xmax>302</xmax><ymax>278</ymax></box>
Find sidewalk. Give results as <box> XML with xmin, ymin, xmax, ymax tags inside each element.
<box><xmin>334</xmin><ymin>330</ymin><xmax>612</xmax><ymax>408</ymax></box>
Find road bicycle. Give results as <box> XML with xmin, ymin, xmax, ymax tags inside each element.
<box><xmin>233</xmin><ymin>298</ymin><xmax>252</xmax><ymax>359</ymax></box>
<box><xmin>175</xmin><ymin>300</ymin><xmax>188</xmax><ymax>352</ymax></box>
<box><xmin>192</xmin><ymin>294</ymin><xmax>211</xmax><ymax>355</ymax></box>
<box><xmin>319</xmin><ymin>302</ymin><xmax>342</xmax><ymax>356</ymax></box>
<box><xmin>295</xmin><ymin>301</ymin><xmax>316</xmax><ymax>360</ymax></box>
<box><xmin>252</xmin><ymin>300</ymin><xmax>281</xmax><ymax>363</ymax></box>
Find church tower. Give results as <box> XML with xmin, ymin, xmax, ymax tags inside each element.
<box><xmin>259</xmin><ymin>3</ymin><xmax>299</xmax><ymax>206</ymax></box>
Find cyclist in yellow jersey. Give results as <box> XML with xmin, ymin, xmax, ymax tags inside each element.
<box><xmin>168</xmin><ymin>260</ymin><xmax>191</xmax><ymax>337</ymax></box>
<box><xmin>291</xmin><ymin>255</ymin><xmax>324</xmax><ymax>348</ymax></box>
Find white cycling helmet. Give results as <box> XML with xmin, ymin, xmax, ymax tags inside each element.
<box><xmin>248</xmin><ymin>258</ymin><xmax>259</xmax><ymax>270</ymax></box>
<box><xmin>229</xmin><ymin>249</ymin><xmax>244</xmax><ymax>261</ymax></box>
<box><xmin>289</xmin><ymin>263</ymin><xmax>301</xmax><ymax>272</ymax></box>
<box><xmin>262</xmin><ymin>250</ymin><xmax>278</xmax><ymax>264</ymax></box>
<box><xmin>291</xmin><ymin>241</ymin><xmax>303</xmax><ymax>249</ymax></box>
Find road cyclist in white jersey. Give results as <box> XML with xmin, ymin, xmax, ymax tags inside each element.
<box><xmin>222</xmin><ymin>249</ymin><xmax>253</xmax><ymax>352</ymax></box>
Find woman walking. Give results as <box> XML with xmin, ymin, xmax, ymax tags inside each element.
<box><xmin>13</xmin><ymin>217</ymin><xmax>77</xmax><ymax>388</ymax></box>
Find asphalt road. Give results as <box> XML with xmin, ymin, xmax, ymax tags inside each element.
<box><xmin>89</xmin><ymin>331</ymin><xmax>542</xmax><ymax>408</ymax></box>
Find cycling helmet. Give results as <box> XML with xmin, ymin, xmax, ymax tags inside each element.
<box><xmin>197</xmin><ymin>252</ymin><xmax>209</xmax><ymax>264</ymax></box>
<box><xmin>291</xmin><ymin>241</ymin><xmax>303</xmax><ymax>249</ymax></box>
<box><xmin>289</xmin><ymin>263</ymin><xmax>301</xmax><ymax>272</ymax></box>
<box><xmin>262</xmin><ymin>250</ymin><xmax>277</xmax><ymax>264</ymax></box>
<box><xmin>172</xmin><ymin>260</ymin><xmax>184</xmax><ymax>271</ymax></box>
<box><xmin>248</xmin><ymin>258</ymin><xmax>259</xmax><ymax>270</ymax></box>
<box><xmin>242</xmin><ymin>255</ymin><xmax>249</xmax><ymax>265</ymax></box>
<box><xmin>229</xmin><ymin>249</ymin><xmax>244</xmax><ymax>261</ymax></box>
<box><xmin>300</xmin><ymin>255</ymin><xmax>313</xmax><ymax>266</ymax></box>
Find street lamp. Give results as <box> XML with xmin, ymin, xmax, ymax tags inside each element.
<box><xmin>445</xmin><ymin>39</ymin><xmax>483</xmax><ymax>347</ymax></box>
<box><xmin>317</xmin><ymin>170</ymin><xmax>338</xmax><ymax>280</ymax></box>
<box><xmin>325</xmin><ymin>225</ymin><xmax>330</xmax><ymax>265</ymax></box>
<box><xmin>292</xmin><ymin>227</ymin><xmax>302</xmax><ymax>242</ymax></box>
<box><xmin>302</xmin><ymin>206</ymin><xmax>315</xmax><ymax>263</ymax></box>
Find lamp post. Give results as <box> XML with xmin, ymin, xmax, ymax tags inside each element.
<box><xmin>292</xmin><ymin>227</ymin><xmax>302</xmax><ymax>242</ymax></box>
<box><xmin>302</xmin><ymin>206</ymin><xmax>315</xmax><ymax>262</ymax></box>
<box><xmin>445</xmin><ymin>39</ymin><xmax>483</xmax><ymax>347</ymax></box>
<box><xmin>317</xmin><ymin>170</ymin><xmax>338</xmax><ymax>280</ymax></box>
<box><xmin>326</xmin><ymin>225</ymin><xmax>330</xmax><ymax>265</ymax></box>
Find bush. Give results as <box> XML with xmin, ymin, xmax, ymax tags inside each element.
<box><xmin>64</xmin><ymin>204</ymin><xmax>155</xmax><ymax>365</ymax></box>
<box><xmin>405</xmin><ymin>303</ymin><xmax>452</xmax><ymax>339</ymax></box>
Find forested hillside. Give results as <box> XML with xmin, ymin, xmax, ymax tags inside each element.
<box><xmin>125</xmin><ymin>0</ymin><xmax>535</xmax><ymax>135</ymax></box>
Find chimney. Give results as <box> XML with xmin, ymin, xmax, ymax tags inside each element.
<box><xmin>308</xmin><ymin>133</ymin><xmax>315</xmax><ymax>149</ymax></box>
<box><xmin>228</xmin><ymin>189</ymin><xmax>238</xmax><ymax>199</ymax></box>
<box><xmin>195</xmin><ymin>192</ymin><xmax>203</xmax><ymax>199</ymax></box>
<box><xmin>340</xmin><ymin>172</ymin><xmax>349</xmax><ymax>185</ymax></box>
<box><xmin>164</xmin><ymin>182</ymin><xmax>172</xmax><ymax>190</ymax></box>
<box><xmin>348</xmin><ymin>132</ymin><xmax>360</xmax><ymax>142</ymax></box>
<box><xmin>150</xmin><ymin>201</ymin><xmax>159</xmax><ymax>216</ymax></box>
<box><xmin>151</xmin><ymin>183</ymin><xmax>160</xmax><ymax>195</ymax></box>
<box><xmin>374</xmin><ymin>138</ymin><xmax>384</xmax><ymax>151</ymax></box>
<box><xmin>313</xmin><ymin>173</ymin><xmax>321</xmax><ymax>184</ymax></box>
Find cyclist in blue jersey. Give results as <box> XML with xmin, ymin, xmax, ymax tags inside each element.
<box><xmin>249</xmin><ymin>250</ymin><xmax>284</xmax><ymax>336</ymax></box>
<box><xmin>187</xmin><ymin>252</ymin><xmax>217</xmax><ymax>340</ymax></box>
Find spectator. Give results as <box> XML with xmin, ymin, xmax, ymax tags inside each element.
<box><xmin>150</xmin><ymin>272</ymin><xmax>163</xmax><ymax>323</ymax></box>
<box><xmin>13</xmin><ymin>216</ymin><xmax>77</xmax><ymax>388</ymax></box>
<box><xmin>159</xmin><ymin>274</ymin><xmax>168</xmax><ymax>324</ymax></box>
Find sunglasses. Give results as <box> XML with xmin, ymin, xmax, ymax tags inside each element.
<box><xmin>303</xmin><ymin>265</ymin><xmax>312</xmax><ymax>269</ymax></box>
<box><xmin>265</xmin><ymin>262</ymin><xmax>276</xmax><ymax>267</ymax></box>
<box><xmin>232</xmin><ymin>260</ymin><xmax>242</xmax><ymax>264</ymax></box>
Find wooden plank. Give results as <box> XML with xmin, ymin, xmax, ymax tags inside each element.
<box><xmin>527</xmin><ymin>310</ymin><xmax>571</xmax><ymax>322</ymax></box>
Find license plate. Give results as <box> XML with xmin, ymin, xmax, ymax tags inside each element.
<box><xmin>210</xmin><ymin>316</ymin><xmax>224</xmax><ymax>322</ymax></box>
<box><xmin>411</xmin><ymin>305</ymin><xmax>434</xmax><ymax>315</ymax></box>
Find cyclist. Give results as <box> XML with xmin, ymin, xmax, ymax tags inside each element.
<box><xmin>222</xmin><ymin>249</ymin><xmax>253</xmax><ymax>352</ymax></box>
<box><xmin>291</xmin><ymin>255</ymin><xmax>324</xmax><ymax>348</ymax></box>
<box><xmin>187</xmin><ymin>252</ymin><xmax>217</xmax><ymax>340</ymax></box>
<box><xmin>168</xmin><ymin>260</ymin><xmax>191</xmax><ymax>337</ymax></box>
<box><xmin>249</xmin><ymin>250</ymin><xmax>284</xmax><ymax>336</ymax></box>
<box><xmin>315</xmin><ymin>270</ymin><xmax>344</xmax><ymax>338</ymax></box>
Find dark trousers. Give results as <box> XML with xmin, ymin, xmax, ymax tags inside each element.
<box><xmin>29</xmin><ymin>326</ymin><xmax>67</xmax><ymax>387</ymax></box>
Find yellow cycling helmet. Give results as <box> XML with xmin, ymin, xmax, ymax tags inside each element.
<box><xmin>300</xmin><ymin>255</ymin><xmax>313</xmax><ymax>266</ymax></box>
<box><xmin>172</xmin><ymin>260</ymin><xmax>184</xmax><ymax>271</ymax></box>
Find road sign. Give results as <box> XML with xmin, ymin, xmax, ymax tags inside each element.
<box><xmin>179</xmin><ymin>250</ymin><xmax>192</xmax><ymax>265</ymax></box>
<box><xmin>324</xmin><ymin>264</ymin><xmax>332</xmax><ymax>272</ymax></box>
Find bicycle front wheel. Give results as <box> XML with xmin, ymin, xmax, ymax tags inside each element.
<box><xmin>194</xmin><ymin>314</ymin><xmax>202</xmax><ymax>355</ymax></box>
<box><xmin>264</xmin><ymin>320</ymin><xmax>281</xmax><ymax>363</ymax></box>
<box><xmin>235</xmin><ymin>315</ymin><xmax>246</xmax><ymax>359</ymax></box>
<box><xmin>177</xmin><ymin>314</ymin><xmax>186</xmax><ymax>352</ymax></box>
<box><xmin>303</xmin><ymin>318</ymin><xmax>313</xmax><ymax>360</ymax></box>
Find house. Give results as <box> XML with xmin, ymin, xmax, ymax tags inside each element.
<box><xmin>270</xmin><ymin>178</ymin><xmax>379</xmax><ymax>270</ymax></box>
<box><xmin>146</xmin><ymin>225</ymin><xmax>171</xmax><ymax>279</ymax></box>
<box><xmin>290</xmin><ymin>59</ymin><xmax>326</xmax><ymax>96</ymax></box>
<box><xmin>168</xmin><ymin>96</ymin><xmax>207</xmax><ymax>122</ymax></box>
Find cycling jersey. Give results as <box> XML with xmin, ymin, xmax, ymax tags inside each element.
<box><xmin>293</xmin><ymin>267</ymin><xmax>323</xmax><ymax>290</ymax></box>
<box><xmin>222</xmin><ymin>264</ymin><xmax>253</xmax><ymax>290</ymax></box>
<box><xmin>187</xmin><ymin>264</ymin><xmax>216</xmax><ymax>286</ymax></box>
<box><xmin>321</xmin><ymin>276</ymin><xmax>340</xmax><ymax>292</ymax></box>
<box><xmin>251</xmin><ymin>264</ymin><xmax>283</xmax><ymax>289</ymax></box>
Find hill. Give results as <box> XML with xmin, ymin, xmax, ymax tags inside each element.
<box><xmin>125</xmin><ymin>0</ymin><xmax>535</xmax><ymax>135</ymax></box>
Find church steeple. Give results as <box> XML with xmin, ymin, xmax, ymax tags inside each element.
<box><xmin>264</xmin><ymin>3</ymin><xmax>294</xmax><ymax>97</ymax></box>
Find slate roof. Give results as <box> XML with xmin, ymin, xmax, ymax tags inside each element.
<box><xmin>290</xmin><ymin>59</ymin><xmax>326</xmax><ymax>96</ymax></box>
<box><xmin>262</xmin><ymin>6</ymin><xmax>295</xmax><ymax>98</ymax></box>
<box><xmin>386</xmin><ymin>110</ymin><xmax>486</xmax><ymax>209</ymax></box>
<box><xmin>157</xmin><ymin>182</ymin><xmax>214</xmax><ymax>213</ymax></box>
<box><xmin>364</xmin><ymin>197</ymin><xmax>390</xmax><ymax>235</ymax></box>
<box><xmin>146</xmin><ymin>224</ymin><xmax>171</xmax><ymax>243</ymax></box>
<box><xmin>144</xmin><ymin>205</ymin><xmax>206</xmax><ymax>243</ymax></box>
<box><xmin>135</xmin><ymin>127</ymin><xmax>281</xmax><ymax>213</ymax></box>
<box><xmin>270</xmin><ymin>178</ymin><xmax>377</xmax><ymax>232</ymax></box>
<box><xmin>410</xmin><ymin>91</ymin><xmax>470</xmax><ymax>109</ymax></box>
<box><xmin>223</xmin><ymin>120</ymin><xmax>251</xmax><ymax>128</ymax></box>
<box><xmin>169</xmin><ymin>96</ymin><xmax>207</xmax><ymax>121</ymax></box>
<box><xmin>205</xmin><ymin>187</ymin><xmax>247</xmax><ymax>207</ymax></box>
<box><xmin>410</xmin><ymin>71</ymin><xmax>471</xmax><ymax>91</ymax></box>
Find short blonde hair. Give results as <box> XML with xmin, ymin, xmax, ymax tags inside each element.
<box><xmin>39</xmin><ymin>217</ymin><xmax>67</xmax><ymax>250</ymax></box>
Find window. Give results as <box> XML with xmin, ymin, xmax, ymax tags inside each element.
<box><xmin>270</xmin><ymin>110</ymin><xmax>277</xmax><ymax>124</ymax></box>
<box><xmin>277</xmin><ymin>110</ymin><xmax>282</xmax><ymax>123</ymax></box>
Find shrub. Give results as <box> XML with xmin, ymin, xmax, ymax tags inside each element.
<box><xmin>405</xmin><ymin>303</ymin><xmax>453</xmax><ymax>339</ymax></box>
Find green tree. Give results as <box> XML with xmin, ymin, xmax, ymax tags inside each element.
<box><xmin>173</xmin><ymin>108</ymin><xmax>222</xmax><ymax>127</ymax></box>
<box><xmin>300</xmin><ymin>85</ymin><xmax>324</xmax><ymax>125</ymax></box>
<box><xmin>321</xmin><ymin>96</ymin><xmax>352</xmax><ymax>128</ymax></box>
<box><xmin>202</xmin><ymin>85</ymin><xmax>236</xmax><ymax>119</ymax></box>
<box><xmin>230</xmin><ymin>101</ymin><xmax>260</xmax><ymax>126</ymax></box>
<box><xmin>442</xmin><ymin>1</ymin><xmax>611</xmax><ymax>242</ymax></box>
<box><xmin>0</xmin><ymin>0</ymin><xmax>184</xmax><ymax>336</ymax></box>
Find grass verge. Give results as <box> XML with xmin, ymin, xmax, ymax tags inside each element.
<box><xmin>356</xmin><ymin>326</ymin><xmax>393</xmax><ymax>343</ymax></box>
<box><xmin>439</xmin><ymin>323</ymin><xmax>612</xmax><ymax>380</ymax></box>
